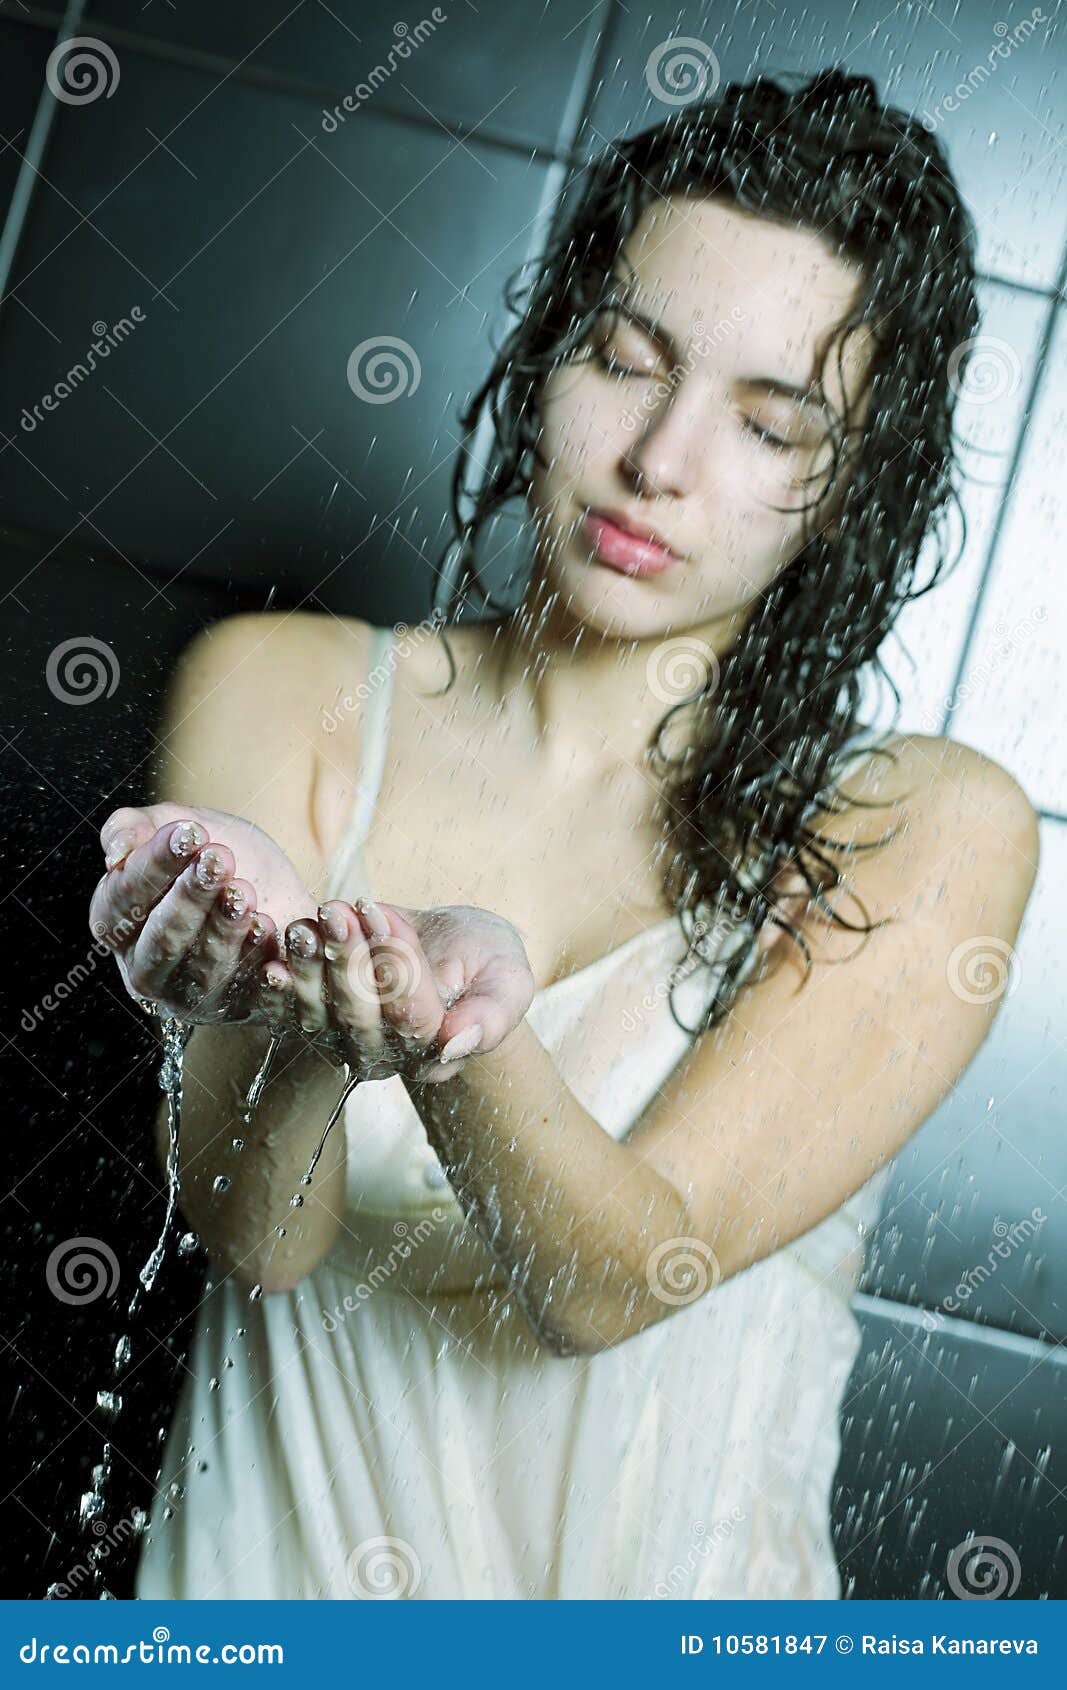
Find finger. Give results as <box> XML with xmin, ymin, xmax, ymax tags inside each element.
<box><xmin>222</xmin><ymin>911</ymin><xmax>283</xmax><ymax>1021</ymax></box>
<box><xmin>236</xmin><ymin>910</ymin><xmax>280</xmax><ymax>972</ymax></box>
<box><xmin>317</xmin><ymin>902</ymin><xmax>388</xmax><ymax>1066</ymax></box>
<box><xmin>354</xmin><ymin>900</ymin><xmax>444</xmax><ymax>1047</ymax></box>
<box><xmin>284</xmin><ymin>920</ymin><xmax>329</xmax><ymax>1035</ymax></box>
<box><xmin>182</xmin><ymin>877</ymin><xmax>257</xmax><ymax>1006</ymax></box>
<box><xmin>94</xmin><ymin>819</ymin><xmax>210</xmax><ymax>953</ymax></box>
<box><xmin>99</xmin><ymin>806</ymin><xmax>158</xmax><ymax>872</ymax></box>
<box><xmin>127</xmin><ymin>842</ymin><xmax>235</xmax><ymax>997</ymax></box>
<box><xmin>258</xmin><ymin>956</ymin><xmax>299</xmax><ymax>1033</ymax></box>
<box><xmin>433</xmin><ymin>991</ymin><xmax>508</xmax><ymax>1056</ymax></box>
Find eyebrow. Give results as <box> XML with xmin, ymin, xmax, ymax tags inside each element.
<box><xmin>603</xmin><ymin>290</ymin><xmax>832</xmax><ymax>421</ymax></box>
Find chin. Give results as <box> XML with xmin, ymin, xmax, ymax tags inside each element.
<box><xmin>545</xmin><ymin>553</ymin><xmax>679</xmax><ymax>641</ymax></box>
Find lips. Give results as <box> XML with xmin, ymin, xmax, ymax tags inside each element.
<box><xmin>581</xmin><ymin>508</ymin><xmax>683</xmax><ymax>577</ymax></box>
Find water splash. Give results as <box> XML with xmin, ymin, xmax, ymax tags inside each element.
<box><xmin>245</xmin><ymin>1032</ymin><xmax>281</xmax><ymax>1114</ymax></box>
<box><xmin>139</xmin><ymin>1015</ymin><xmax>195</xmax><ymax>1298</ymax></box>
<box><xmin>66</xmin><ymin>1012</ymin><xmax>195</xmax><ymax>1598</ymax></box>
<box><xmin>297</xmin><ymin>1068</ymin><xmax>361</xmax><ymax>1188</ymax></box>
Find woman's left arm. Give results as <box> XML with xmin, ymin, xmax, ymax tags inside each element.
<box><xmin>404</xmin><ymin>736</ymin><xmax>1040</xmax><ymax>1357</ymax></box>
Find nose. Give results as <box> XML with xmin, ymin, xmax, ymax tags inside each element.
<box><xmin>620</xmin><ymin>382</ymin><xmax>705</xmax><ymax>502</ymax></box>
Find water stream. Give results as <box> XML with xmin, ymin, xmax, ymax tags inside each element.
<box><xmin>51</xmin><ymin>1016</ymin><xmax>353</xmax><ymax>1600</ymax></box>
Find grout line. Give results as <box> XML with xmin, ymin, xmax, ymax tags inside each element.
<box><xmin>852</xmin><ymin>1289</ymin><xmax>1067</xmax><ymax>1368</ymax></box>
<box><xmin>941</xmin><ymin>247</ymin><xmax>1067</xmax><ymax>735</ymax></box>
<box><xmin>0</xmin><ymin>0</ymin><xmax>88</xmax><ymax>308</ymax></box>
<box><xmin>1</xmin><ymin>9</ymin><xmax>1064</xmax><ymax>303</ymax></box>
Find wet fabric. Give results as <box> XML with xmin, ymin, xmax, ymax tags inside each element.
<box><xmin>135</xmin><ymin>625</ymin><xmax>893</xmax><ymax>1600</ymax></box>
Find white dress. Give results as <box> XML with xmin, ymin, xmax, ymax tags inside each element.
<box><xmin>135</xmin><ymin>624</ymin><xmax>894</xmax><ymax>1601</ymax></box>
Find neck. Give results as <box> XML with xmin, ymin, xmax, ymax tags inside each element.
<box><xmin>487</xmin><ymin>566</ymin><xmax>752</xmax><ymax>781</ymax></box>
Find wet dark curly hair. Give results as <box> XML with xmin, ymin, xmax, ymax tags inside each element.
<box><xmin>424</xmin><ymin>64</ymin><xmax>982</xmax><ymax>1035</ymax></box>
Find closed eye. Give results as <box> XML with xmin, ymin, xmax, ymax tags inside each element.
<box><xmin>743</xmin><ymin>419</ymin><xmax>797</xmax><ymax>450</ymax></box>
<box><xmin>590</xmin><ymin>342</ymin><xmax>658</xmax><ymax>381</ymax></box>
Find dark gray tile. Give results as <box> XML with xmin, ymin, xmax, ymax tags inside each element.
<box><xmin>860</xmin><ymin>819</ymin><xmax>1065</xmax><ymax>1347</ymax></box>
<box><xmin>0</xmin><ymin>20</ymin><xmax>55</xmax><ymax>230</ymax></box>
<box><xmin>0</xmin><ymin>45</ymin><xmax>551</xmax><ymax>603</ymax></box>
<box><xmin>581</xmin><ymin>0</ymin><xmax>1067</xmax><ymax>289</ymax></box>
<box><xmin>89</xmin><ymin>0</ymin><xmax>603</xmax><ymax>154</ymax></box>
<box><xmin>833</xmin><ymin>1296</ymin><xmax>1067</xmax><ymax>1598</ymax></box>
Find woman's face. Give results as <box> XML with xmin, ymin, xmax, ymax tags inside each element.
<box><xmin>528</xmin><ymin>193</ymin><xmax>877</xmax><ymax>642</ymax></box>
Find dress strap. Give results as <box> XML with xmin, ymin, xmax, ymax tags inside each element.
<box><xmin>323</xmin><ymin>623</ymin><xmax>396</xmax><ymax>902</ymax></box>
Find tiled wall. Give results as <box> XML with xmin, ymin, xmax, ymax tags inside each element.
<box><xmin>1</xmin><ymin>0</ymin><xmax>1063</xmax><ymax>1598</ymax></box>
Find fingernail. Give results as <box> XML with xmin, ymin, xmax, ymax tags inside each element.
<box><xmin>104</xmin><ymin>832</ymin><xmax>134</xmax><ymax>871</ymax></box>
<box><xmin>439</xmin><ymin>1024</ymin><xmax>483</xmax><ymax>1063</ymax></box>
<box><xmin>248</xmin><ymin>917</ymin><xmax>269</xmax><ymax>945</ymax></box>
<box><xmin>221</xmin><ymin>884</ymin><xmax>247</xmax><ymax>921</ymax></box>
<box><xmin>169</xmin><ymin>822</ymin><xmax>205</xmax><ymax>858</ymax></box>
<box><xmin>323</xmin><ymin>941</ymin><xmax>344</xmax><ymax>963</ymax></box>
<box><xmin>287</xmin><ymin>924</ymin><xmax>317</xmax><ymax>960</ymax></box>
<box><xmin>194</xmin><ymin>848</ymin><xmax>225</xmax><ymax>889</ymax></box>
<box><xmin>318</xmin><ymin>904</ymin><xmax>347</xmax><ymax>943</ymax></box>
<box><xmin>357</xmin><ymin>897</ymin><xmax>390</xmax><ymax>941</ymax></box>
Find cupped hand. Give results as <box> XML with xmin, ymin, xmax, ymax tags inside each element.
<box><xmin>274</xmin><ymin>898</ymin><xmax>536</xmax><ymax>1083</ymax></box>
<box><xmin>88</xmin><ymin>802</ymin><xmax>316</xmax><ymax>1027</ymax></box>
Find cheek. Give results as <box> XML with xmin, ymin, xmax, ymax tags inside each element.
<box><xmin>535</xmin><ymin>365</ymin><xmax>637</xmax><ymax>483</ymax></box>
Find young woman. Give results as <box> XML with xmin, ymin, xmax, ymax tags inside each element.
<box><xmin>90</xmin><ymin>69</ymin><xmax>1038</xmax><ymax>1599</ymax></box>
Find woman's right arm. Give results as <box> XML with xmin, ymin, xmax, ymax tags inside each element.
<box><xmin>139</xmin><ymin>611</ymin><xmax>373</xmax><ymax>1293</ymax></box>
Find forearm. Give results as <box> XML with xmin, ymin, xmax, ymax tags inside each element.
<box><xmin>404</xmin><ymin>1017</ymin><xmax>691</xmax><ymax>1353</ymax></box>
<box><xmin>158</xmin><ymin>1019</ymin><xmax>351</xmax><ymax>1294</ymax></box>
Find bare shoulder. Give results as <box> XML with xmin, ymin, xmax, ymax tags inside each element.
<box><xmin>806</xmin><ymin>729</ymin><xmax>1040</xmax><ymax>950</ymax></box>
<box><xmin>152</xmin><ymin>610</ymin><xmax>380</xmax><ymax>840</ymax></box>
<box><xmin>828</xmin><ymin>729</ymin><xmax>1038</xmax><ymax>851</ymax></box>
<box><xmin>162</xmin><ymin>609</ymin><xmax>376</xmax><ymax>719</ymax></box>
